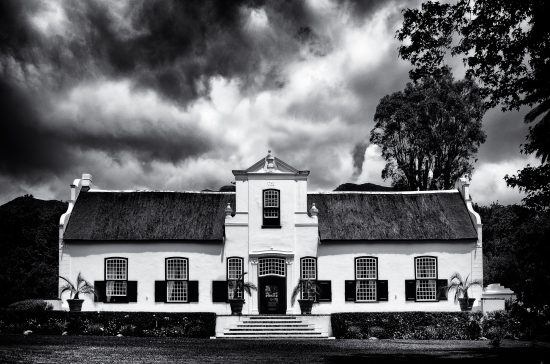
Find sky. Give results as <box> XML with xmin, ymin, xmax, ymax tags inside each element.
<box><xmin>0</xmin><ymin>0</ymin><xmax>538</xmax><ymax>206</ymax></box>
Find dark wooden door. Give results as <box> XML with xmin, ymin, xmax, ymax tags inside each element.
<box><xmin>259</xmin><ymin>276</ymin><xmax>286</xmax><ymax>314</ymax></box>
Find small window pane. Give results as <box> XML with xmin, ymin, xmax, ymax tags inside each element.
<box><xmin>258</xmin><ymin>258</ymin><xmax>286</xmax><ymax>277</ymax></box>
<box><xmin>416</xmin><ymin>279</ymin><xmax>436</xmax><ymax>301</ymax></box>
<box><xmin>356</xmin><ymin>280</ymin><xmax>376</xmax><ymax>302</ymax></box>
<box><xmin>166</xmin><ymin>258</ymin><xmax>188</xmax><ymax>280</ymax></box>
<box><xmin>167</xmin><ymin>281</ymin><xmax>188</xmax><ymax>302</ymax></box>
<box><xmin>356</xmin><ymin>258</ymin><xmax>377</xmax><ymax>279</ymax></box>
<box><xmin>301</xmin><ymin>258</ymin><xmax>317</xmax><ymax>280</ymax></box>
<box><xmin>106</xmin><ymin>281</ymin><xmax>127</xmax><ymax>296</ymax></box>
<box><xmin>106</xmin><ymin>258</ymin><xmax>127</xmax><ymax>280</ymax></box>
<box><xmin>264</xmin><ymin>190</ymin><xmax>279</xmax><ymax>208</ymax></box>
<box><xmin>415</xmin><ymin>257</ymin><xmax>437</xmax><ymax>279</ymax></box>
<box><xmin>227</xmin><ymin>258</ymin><xmax>243</xmax><ymax>280</ymax></box>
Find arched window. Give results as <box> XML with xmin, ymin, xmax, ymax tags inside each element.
<box><xmin>414</xmin><ymin>256</ymin><xmax>437</xmax><ymax>301</ymax></box>
<box><xmin>262</xmin><ymin>189</ymin><xmax>280</xmax><ymax>227</ymax></box>
<box><xmin>355</xmin><ymin>257</ymin><xmax>377</xmax><ymax>302</ymax></box>
<box><xmin>165</xmin><ymin>257</ymin><xmax>189</xmax><ymax>302</ymax></box>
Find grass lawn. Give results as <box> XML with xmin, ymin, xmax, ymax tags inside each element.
<box><xmin>0</xmin><ymin>335</ymin><xmax>549</xmax><ymax>363</ymax></box>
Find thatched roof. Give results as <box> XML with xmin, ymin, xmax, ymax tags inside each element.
<box><xmin>308</xmin><ymin>192</ymin><xmax>477</xmax><ymax>241</ymax></box>
<box><xmin>63</xmin><ymin>190</ymin><xmax>476</xmax><ymax>242</ymax></box>
<box><xmin>63</xmin><ymin>192</ymin><xmax>235</xmax><ymax>241</ymax></box>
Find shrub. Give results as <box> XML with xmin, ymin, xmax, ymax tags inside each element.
<box><xmin>368</xmin><ymin>326</ymin><xmax>388</xmax><ymax>339</ymax></box>
<box><xmin>187</xmin><ymin>324</ymin><xmax>210</xmax><ymax>338</ymax></box>
<box><xmin>485</xmin><ymin>326</ymin><xmax>504</xmax><ymax>347</ymax></box>
<box><xmin>83</xmin><ymin>323</ymin><xmax>104</xmax><ymax>336</ymax></box>
<box><xmin>344</xmin><ymin>325</ymin><xmax>364</xmax><ymax>339</ymax></box>
<box><xmin>119</xmin><ymin>324</ymin><xmax>140</xmax><ymax>336</ymax></box>
<box><xmin>7</xmin><ymin>299</ymin><xmax>53</xmax><ymax>312</ymax></box>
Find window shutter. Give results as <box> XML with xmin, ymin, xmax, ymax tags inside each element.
<box><xmin>405</xmin><ymin>280</ymin><xmax>416</xmax><ymax>301</ymax></box>
<box><xmin>155</xmin><ymin>281</ymin><xmax>166</xmax><ymax>302</ymax></box>
<box><xmin>94</xmin><ymin>281</ymin><xmax>106</xmax><ymax>303</ymax></box>
<box><xmin>317</xmin><ymin>280</ymin><xmax>332</xmax><ymax>302</ymax></box>
<box><xmin>437</xmin><ymin>279</ymin><xmax>448</xmax><ymax>301</ymax></box>
<box><xmin>212</xmin><ymin>281</ymin><xmax>228</xmax><ymax>302</ymax></box>
<box><xmin>127</xmin><ymin>281</ymin><xmax>138</xmax><ymax>302</ymax></box>
<box><xmin>188</xmin><ymin>281</ymin><xmax>199</xmax><ymax>302</ymax></box>
<box><xmin>345</xmin><ymin>280</ymin><xmax>356</xmax><ymax>301</ymax></box>
<box><xmin>376</xmin><ymin>280</ymin><xmax>388</xmax><ymax>301</ymax></box>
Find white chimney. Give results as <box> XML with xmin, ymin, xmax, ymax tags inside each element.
<box><xmin>457</xmin><ymin>174</ymin><xmax>470</xmax><ymax>201</ymax></box>
<box><xmin>81</xmin><ymin>173</ymin><xmax>93</xmax><ymax>192</ymax></box>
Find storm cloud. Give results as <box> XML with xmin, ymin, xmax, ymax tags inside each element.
<box><xmin>0</xmin><ymin>0</ymin><xmax>535</xmax><ymax>205</ymax></box>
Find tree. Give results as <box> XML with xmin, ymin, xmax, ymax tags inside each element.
<box><xmin>370</xmin><ymin>68</ymin><xmax>486</xmax><ymax>190</ymax></box>
<box><xmin>397</xmin><ymin>0</ymin><xmax>550</xmax><ymax>208</ymax></box>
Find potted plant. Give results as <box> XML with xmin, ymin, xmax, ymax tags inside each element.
<box><xmin>446</xmin><ymin>273</ymin><xmax>482</xmax><ymax>311</ymax></box>
<box><xmin>291</xmin><ymin>279</ymin><xmax>320</xmax><ymax>315</ymax></box>
<box><xmin>59</xmin><ymin>273</ymin><xmax>96</xmax><ymax>312</ymax></box>
<box><xmin>228</xmin><ymin>273</ymin><xmax>257</xmax><ymax>315</ymax></box>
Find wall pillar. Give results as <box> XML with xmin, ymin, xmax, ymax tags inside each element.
<box><xmin>250</xmin><ymin>258</ymin><xmax>259</xmax><ymax>315</ymax></box>
<box><xmin>286</xmin><ymin>257</ymin><xmax>294</xmax><ymax>314</ymax></box>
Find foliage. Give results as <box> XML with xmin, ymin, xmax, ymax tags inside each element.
<box><xmin>291</xmin><ymin>279</ymin><xmax>320</xmax><ymax>304</ymax></box>
<box><xmin>0</xmin><ymin>196</ymin><xmax>67</xmax><ymax>307</ymax></box>
<box><xmin>59</xmin><ymin>273</ymin><xmax>96</xmax><ymax>300</ymax></box>
<box><xmin>228</xmin><ymin>272</ymin><xmax>257</xmax><ymax>299</ymax></box>
<box><xmin>368</xmin><ymin>326</ymin><xmax>389</xmax><ymax>339</ymax></box>
<box><xmin>370</xmin><ymin>68</ymin><xmax>486</xmax><ymax>190</ymax></box>
<box><xmin>446</xmin><ymin>273</ymin><xmax>482</xmax><ymax>303</ymax></box>
<box><xmin>397</xmin><ymin>0</ymin><xmax>550</xmax><ymax>210</ymax></box>
<box><xmin>7</xmin><ymin>299</ymin><xmax>53</xmax><ymax>312</ymax></box>
<box><xmin>0</xmin><ymin>311</ymin><xmax>216</xmax><ymax>338</ymax></box>
<box><xmin>477</xmin><ymin>203</ymin><xmax>550</xmax><ymax>307</ymax></box>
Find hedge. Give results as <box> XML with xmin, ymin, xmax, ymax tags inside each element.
<box><xmin>0</xmin><ymin>311</ymin><xmax>216</xmax><ymax>338</ymax></box>
<box><xmin>331</xmin><ymin>309</ymin><xmax>550</xmax><ymax>340</ymax></box>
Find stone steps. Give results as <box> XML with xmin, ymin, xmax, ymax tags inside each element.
<box><xmin>215</xmin><ymin>315</ymin><xmax>331</xmax><ymax>340</ymax></box>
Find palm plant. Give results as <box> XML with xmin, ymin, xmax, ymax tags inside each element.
<box><xmin>447</xmin><ymin>273</ymin><xmax>482</xmax><ymax>311</ymax></box>
<box><xmin>59</xmin><ymin>273</ymin><xmax>96</xmax><ymax>300</ymax></box>
<box><xmin>291</xmin><ymin>279</ymin><xmax>320</xmax><ymax>314</ymax></box>
<box><xmin>228</xmin><ymin>273</ymin><xmax>257</xmax><ymax>315</ymax></box>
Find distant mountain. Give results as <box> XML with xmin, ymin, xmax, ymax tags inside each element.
<box><xmin>334</xmin><ymin>182</ymin><xmax>394</xmax><ymax>192</ymax></box>
<box><xmin>0</xmin><ymin>196</ymin><xmax>67</xmax><ymax>306</ymax></box>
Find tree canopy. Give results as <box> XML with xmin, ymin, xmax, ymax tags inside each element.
<box><xmin>370</xmin><ymin>68</ymin><xmax>486</xmax><ymax>190</ymax></box>
<box><xmin>398</xmin><ymin>0</ymin><xmax>550</xmax><ymax>209</ymax></box>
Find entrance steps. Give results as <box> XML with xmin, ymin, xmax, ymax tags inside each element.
<box><xmin>214</xmin><ymin>315</ymin><xmax>332</xmax><ymax>339</ymax></box>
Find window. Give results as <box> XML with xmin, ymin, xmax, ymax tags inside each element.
<box><xmin>105</xmin><ymin>258</ymin><xmax>128</xmax><ymax>297</ymax></box>
<box><xmin>166</xmin><ymin>258</ymin><xmax>188</xmax><ymax>303</ymax></box>
<box><xmin>300</xmin><ymin>257</ymin><xmax>317</xmax><ymax>299</ymax></box>
<box><xmin>262</xmin><ymin>189</ymin><xmax>280</xmax><ymax>227</ymax></box>
<box><xmin>355</xmin><ymin>257</ymin><xmax>377</xmax><ymax>302</ymax></box>
<box><xmin>415</xmin><ymin>256</ymin><xmax>437</xmax><ymax>301</ymax></box>
<box><xmin>227</xmin><ymin>257</ymin><xmax>244</xmax><ymax>299</ymax></box>
<box><xmin>258</xmin><ymin>257</ymin><xmax>286</xmax><ymax>277</ymax></box>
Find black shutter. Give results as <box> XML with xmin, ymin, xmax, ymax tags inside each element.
<box><xmin>188</xmin><ymin>281</ymin><xmax>199</xmax><ymax>302</ymax></box>
<box><xmin>212</xmin><ymin>281</ymin><xmax>228</xmax><ymax>302</ymax></box>
<box><xmin>437</xmin><ymin>279</ymin><xmax>448</xmax><ymax>301</ymax></box>
<box><xmin>377</xmin><ymin>280</ymin><xmax>388</xmax><ymax>301</ymax></box>
<box><xmin>405</xmin><ymin>280</ymin><xmax>416</xmax><ymax>301</ymax></box>
<box><xmin>155</xmin><ymin>281</ymin><xmax>166</xmax><ymax>302</ymax></box>
<box><xmin>345</xmin><ymin>280</ymin><xmax>356</xmax><ymax>301</ymax></box>
<box><xmin>318</xmin><ymin>280</ymin><xmax>332</xmax><ymax>302</ymax></box>
<box><xmin>127</xmin><ymin>281</ymin><xmax>138</xmax><ymax>302</ymax></box>
<box><xmin>94</xmin><ymin>281</ymin><xmax>106</xmax><ymax>302</ymax></box>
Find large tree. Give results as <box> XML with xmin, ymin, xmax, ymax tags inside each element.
<box><xmin>397</xmin><ymin>0</ymin><xmax>550</xmax><ymax>209</ymax></box>
<box><xmin>370</xmin><ymin>69</ymin><xmax>486</xmax><ymax>190</ymax></box>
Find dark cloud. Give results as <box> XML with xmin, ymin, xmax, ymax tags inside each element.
<box><xmin>351</xmin><ymin>142</ymin><xmax>368</xmax><ymax>180</ymax></box>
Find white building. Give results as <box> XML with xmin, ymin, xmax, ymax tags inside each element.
<box><xmin>58</xmin><ymin>151</ymin><xmax>483</xmax><ymax>314</ymax></box>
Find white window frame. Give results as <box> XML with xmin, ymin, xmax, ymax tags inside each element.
<box><xmin>415</xmin><ymin>256</ymin><xmax>437</xmax><ymax>302</ymax></box>
<box><xmin>166</xmin><ymin>257</ymin><xmax>189</xmax><ymax>303</ymax></box>
<box><xmin>258</xmin><ymin>257</ymin><xmax>286</xmax><ymax>277</ymax></box>
<box><xmin>300</xmin><ymin>257</ymin><xmax>317</xmax><ymax>300</ymax></box>
<box><xmin>105</xmin><ymin>257</ymin><xmax>128</xmax><ymax>297</ymax></box>
<box><xmin>355</xmin><ymin>257</ymin><xmax>377</xmax><ymax>302</ymax></box>
<box><xmin>227</xmin><ymin>257</ymin><xmax>244</xmax><ymax>300</ymax></box>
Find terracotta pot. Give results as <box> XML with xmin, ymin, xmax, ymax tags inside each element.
<box><xmin>67</xmin><ymin>299</ymin><xmax>84</xmax><ymax>312</ymax></box>
<box><xmin>298</xmin><ymin>299</ymin><xmax>314</xmax><ymax>315</ymax></box>
<box><xmin>229</xmin><ymin>299</ymin><xmax>245</xmax><ymax>315</ymax></box>
<box><xmin>458</xmin><ymin>298</ymin><xmax>476</xmax><ymax>311</ymax></box>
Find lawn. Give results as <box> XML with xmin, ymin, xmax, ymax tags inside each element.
<box><xmin>0</xmin><ymin>335</ymin><xmax>549</xmax><ymax>363</ymax></box>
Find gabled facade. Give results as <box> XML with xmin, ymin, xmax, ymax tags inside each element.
<box><xmin>58</xmin><ymin>151</ymin><xmax>483</xmax><ymax>313</ymax></box>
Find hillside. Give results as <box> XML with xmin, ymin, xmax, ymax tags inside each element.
<box><xmin>0</xmin><ymin>196</ymin><xmax>67</xmax><ymax>306</ymax></box>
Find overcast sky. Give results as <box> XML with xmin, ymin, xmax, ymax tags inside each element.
<box><xmin>0</xmin><ymin>0</ymin><xmax>538</xmax><ymax>206</ymax></box>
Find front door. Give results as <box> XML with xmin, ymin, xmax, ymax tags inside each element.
<box><xmin>259</xmin><ymin>276</ymin><xmax>286</xmax><ymax>314</ymax></box>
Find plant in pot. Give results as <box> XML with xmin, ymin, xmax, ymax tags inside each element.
<box><xmin>228</xmin><ymin>273</ymin><xmax>257</xmax><ymax>315</ymax></box>
<box><xmin>59</xmin><ymin>273</ymin><xmax>96</xmax><ymax>312</ymax></box>
<box><xmin>291</xmin><ymin>279</ymin><xmax>320</xmax><ymax>315</ymax></box>
<box><xmin>447</xmin><ymin>273</ymin><xmax>482</xmax><ymax>311</ymax></box>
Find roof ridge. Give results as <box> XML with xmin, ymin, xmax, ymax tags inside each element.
<box><xmin>88</xmin><ymin>189</ymin><xmax>236</xmax><ymax>194</ymax></box>
<box><xmin>307</xmin><ymin>190</ymin><xmax>459</xmax><ymax>195</ymax></box>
